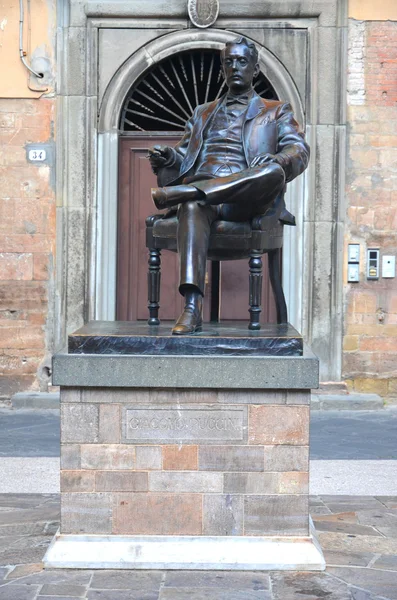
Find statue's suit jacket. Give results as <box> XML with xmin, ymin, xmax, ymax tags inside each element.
<box><xmin>159</xmin><ymin>91</ymin><xmax>310</xmax><ymax>191</ymax></box>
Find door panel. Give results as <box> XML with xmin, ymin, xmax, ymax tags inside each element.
<box><xmin>117</xmin><ymin>135</ymin><xmax>277</xmax><ymax>323</ymax></box>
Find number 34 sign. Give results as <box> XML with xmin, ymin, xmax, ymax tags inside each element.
<box><xmin>188</xmin><ymin>0</ymin><xmax>219</xmax><ymax>28</ymax></box>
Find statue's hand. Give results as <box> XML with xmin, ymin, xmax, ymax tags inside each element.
<box><xmin>148</xmin><ymin>145</ymin><xmax>173</xmax><ymax>174</ymax></box>
<box><xmin>250</xmin><ymin>153</ymin><xmax>278</xmax><ymax>168</ymax></box>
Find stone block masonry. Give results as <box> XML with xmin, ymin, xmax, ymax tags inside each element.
<box><xmin>0</xmin><ymin>98</ymin><xmax>55</xmax><ymax>400</ymax></box>
<box><xmin>344</xmin><ymin>19</ymin><xmax>397</xmax><ymax>400</ymax></box>
<box><xmin>60</xmin><ymin>388</ymin><xmax>310</xmax><ymax>538</ymax></box>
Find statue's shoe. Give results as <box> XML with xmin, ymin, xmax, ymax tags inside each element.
<box><xmin>151</xmin><ymin>185</ymin><xmax>200</xmax><ymax>210</ymax></box>
<box><xmin>172</xmin><ymin>305</ymin><xmax>203</xmax><ymax>335</ymax></box>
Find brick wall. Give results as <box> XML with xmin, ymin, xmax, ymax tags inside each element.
<box><xmin>344</xmin><ymin>20</ymin><xmax>397</xmax><ymax>399</ymax></box>
<box><xmin>0</xmin><ymin>98</ymin><xmax>55</xmax><ymax>400</ymax></box>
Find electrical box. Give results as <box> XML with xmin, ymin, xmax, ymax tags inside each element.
<box><xmin>348</xmin><ymin>244</ymin><xmax>360</xmax><ymax>263</ymax></box>
<box><xmin>367</xmin><ymin>249</ymin><xmax>379</xmax><ymax>280</ymax></box>
<box><xmin>348</xmin><ymin>263</ymin><xmax>360</xmax><ymax>283</ymax></box>
<box><xmin>382</xmin><ymin>255</ymin><xmax>396</xmax><ymax>278</ymax></box>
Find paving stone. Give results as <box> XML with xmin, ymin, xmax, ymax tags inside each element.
<box><xmin>0</xmin><ymin>585</ymin><xmax>40</xmax><ymax>599</ymax></box>
<box><xmin>314</xmin><ymin>511</ymin><xmax>358</xmax><ymax>523</ymax></box>
<box><xmin>0</xmin><ymin>535</ymin><xmax>53</xmax><ymax>566</ymax></box>
<box><xmin>327</xmin><ymin>566</ymin><xmax>397</xmax><ymax>599</ymax></box>
<box><xmin>319</xmin><ymin>532</ymin><xmax>397</xmax><ymax>555</ymax></box>
<box><xmin>375</xmin><ymin>496</ymin><xmax>397</xmax><ymax>509</ymax></box>
<box><xmin>202</xmin><ymin>494</ymin><xmax>243</xmax><ymax>535</ymax></box>
<box><xmin>113</xmin><ymin>493</ymin><xmax>202</xmax><ymax>535</ymax></box>
<box><xmin>61</xmin><ymin>404</ymin><xmax>99</xmax><ymax>443</ymax></box>
<box><xmin>244</xmin><ymin>495</ymin><xmax>309</xmax><ymax>535</ymax></box>
<box><xmin>323</xmin><ymin>550</ymin><xmax>374</xmax><ymax>567</ymax></box>
<box><xmin>90</xmin><ymin>571</ymin><xmax>163</xmax><ymax>590</ymax></box>
<box><xmin>40</xmin><ymin>583</ymin><xmax>87</xmax><ymax>596</ymax></box>
<box><xmin>320</xmin><ymin>496</ymin><xmax>385</xmax><ymax>512</ymax></box>
<box><xmin>264</xmin><ymin>446</ymin><xmax>309</xmax><ymax>472</ymax></box>
<box><xmin>162</xmin><ymin>446</ymin><xmax>198</xmax><ymax>470</ymax></box>
<box><xmin>37</xmin><ymin>596</ymin><xmax>84</xmax><ymax>600</ymax></box>
<box><xmin>309</xmin><ymin>505</ymin><xmax>332</xmax><ymax>516</ymax></box>
<box><xmin>95</xmin><ymin>471</ymin><xmax>148</xmax><ymax>492</ymax></box>
<box><xmin>160</xmin><ymin>590</ymin><xmax>271</xmax><ymax>600</ymax></box>
<box><xmin>271</xmin><ymin>572</ymin><xmax>352</xmax><ymax>600</ymax></box>
<box><xmin>372</xmin><ymin>553</ymin><xmax>397</xmax><ymax>570</ymax></box>
<box><xmin>199</xmin><ymin>446</ymin><xmax>264</xmax><ymax>472</ymax></box>
<box><xmin>163</xmin><ymin>571</ymin><xmax>271</xmax><ymax>590</ymax></box>
<box><xmin>350</xmin><ymin>589</ymin><xmax>381</xmax><ymax>600</ymax></box>
<box><xmin>0</xmin><ymin>494</ymin><xmax>57</xmax><ymax>509</ymax></box>
<box><xmin>61</xmin><ymin>470</ymin><xmax>95</xmax><ymax>493</ymax></box>
<box><xmin>99</xmin><ymin>404</ymin><xmax>120</xmax><ymax>443</ymax></box>
<box><xmin>135</xmin><ymin>446</ymin><xmax>162</xmax><ymax>470</ymax></box>
<box><xmin>5</xmin><ymin>563</ymin><xmax>43</xmax><ymax>580</ymax></box>
<box><xmin>13</xmin><ymin>571</ymin><xmax>92</xmax><ymax>585</ymax></box>
<box><xmin>81</xmin><ymin>445</ymin><xmax>135</xmax><ymax>470</ymax></box>
<box><xmin>0</xmin><ymin>567</ymin><xmax>9</xmax><ymax>583</ymax></box>
<box><xmin>61</xmin><ymin>493</ymin><xmax>112</xmax><ymax>535</ymax></box>
<box><xmin>60</xmin><ymin>445</ymin><xmax>81</xmax><ymax>470</ymax></box>
<box><xmin>313</xmin><ymin>520</ymin><xmax>383</xmax><ymax>536</ymax></box>
<box><xmin>0</xmin><ymin>504</ymin><xmax>60</xmax><ymax>525</ymax></box>
<box><xmin>248</xmin><ymin>406</ymin><xmax>309</xmax><ymax>445</ymax></box>
<box><xmin>88</xmin><ymin>591</ymin><xmax>159</xmax><ymax>600</ymax></box>
<box><xmin>375</xmin><ymin>525</ymin><xmax>397</xmax><ymax>537</ymax></box>
<box><xmin>356</xmin><ymin>508</ymin><xmax>397</xmax><ymax>528</ymax></box>
<box><xmin>149</xmin><ymin>472</ymin><xmax>222</xmax><ymax>493</ymax></box>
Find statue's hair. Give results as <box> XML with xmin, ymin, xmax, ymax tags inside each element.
<box><xmin>221</xmin><ymin>37</ymin><xmax>259</xmax><ymax>64</ymax></box>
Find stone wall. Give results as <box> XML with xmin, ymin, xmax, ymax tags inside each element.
<box><xmin>0</xmin><ymin>1</ymin><xmax>56</xmax><ymax>400</ymax></box>
<box><xmin>343</xmin><ymin>17</ymin><xmax>397</xmax><ymax>399</ymax></box>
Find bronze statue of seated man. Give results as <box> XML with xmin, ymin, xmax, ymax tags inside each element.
<box><xmin>149</xmin><ymin>36</ymin><xmax>309</xmax><ymax>335</ymax></box>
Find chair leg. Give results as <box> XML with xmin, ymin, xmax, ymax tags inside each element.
<box><xmin>248</xmin><ymin>251</ymin><xmax>262</xmax><ymax>330</ymax></box>
<box><xmin>268</xmin><ymin>248</ymin><xmax>288</xmax><ymax>324</ymax></box>
<box><xmin>147</xmin><ymin>248</ymin><xmax>161</xmax><ymax>325</ymax></box>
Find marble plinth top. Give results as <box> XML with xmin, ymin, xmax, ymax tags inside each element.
<box><xmin>68</xmin><ymin>321</ymin><xmax>303</xmax><ymax>357</ymax></box>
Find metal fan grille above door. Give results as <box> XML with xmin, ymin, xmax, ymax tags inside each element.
<box><xmin>120</xmin><ymin>49</ymin><xmax>278</xmax><ymax>132</ymax></box>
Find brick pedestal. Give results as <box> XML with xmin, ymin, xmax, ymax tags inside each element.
<box><xmin>45</xmin><ymin>349</ymin><xmax>325</xmax><ymax>570</ymax></box>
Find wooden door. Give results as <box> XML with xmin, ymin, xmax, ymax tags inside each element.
<box><xmin>117</xmin><ymin>135</ymin><xmax>277</xmax><ymax>323</ymax></box>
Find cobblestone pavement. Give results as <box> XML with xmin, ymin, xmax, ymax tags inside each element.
<box><xmin>0</xmin><ymin>494</ymin><xmax>396</xmax><ymax>599</ymax></box>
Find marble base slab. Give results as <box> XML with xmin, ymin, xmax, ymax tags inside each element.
<box><xmin>68</xmin><ymin>321</ymin><xmax>303</xmax><ymax>357</ymax></box>
<box><xmin>44</xmin><ymin>520</ymin><xmax>325</xmax><ymax>571</ymax></box>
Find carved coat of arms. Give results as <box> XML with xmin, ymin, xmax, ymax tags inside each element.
<box><xmin>188</xmin><ymin>0</ymin><xmax>219</xmax><ymax>28</ymax></box>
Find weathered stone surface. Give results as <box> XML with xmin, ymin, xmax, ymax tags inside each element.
<box><xmin>61</xmin><ymin>493</ymin><xmax>112</xmax><ymax>534</ymax></box>
<box><xmin>60</xmin><ymin>444</ymin><xmax>81</xmax><ymax>470</ymax></box>
<box><xmin>135</xmin><ymin>446</ymin><xmax>162</xmax><ymax>470</ymax></box>
<box><xmin>61</xmin><ymin>404</ymin><xmax>98</xmax><ymax>443</ymax></box>
<box><xmin>98</xmin><ymin>404</ymin><xmax>120</xmax><ymax>443</ymax></box>
<box><xmin>327</xmin><ymin>566</ymin><xmax>397</xmax><ymax>599</ymax></box>
<box><xmin>278</xmin><ymin>472</ymin><xmax>309</xmax><ymax>494</ymax></box>
<box><xmin>95</xmin><ymin>472</ymin><xmax>148</xmax><ymax>492</ymax></box>
<box><xmin>223</xmin><ymin>473</ymin><xmax>279</xmax><ymax>494</ymax></box>
<box><xmin>202</xmin><ymin>494</ymin><xmax>243</xmax><ymax>536</ymax></box>
<box><xmin>198</xmin><ymin>446</ymin><xmax>264</xmax><ymax>472</ymax></box>
<box><xmin>244</xmin><ymin>495</ymin><xmax>309</xmax><ymax>535</ymax></box>
<box><xmin>217</xmin><ymin>390</ymin><xmax>288</xmax><ymax>405</ymax></box>
<box><xmin>149</xmin><ymin>472</ymin><xmax>222</xmax><ymax>493</ymax></box>
<box><xmin>263</xmin><ymin>445</ymin><xmax>309</xmax><ymax>472</ymax></box>
<box><xmin>80</xmin><ymin>445</ymin><xmax>134</xmax><ymax>470</ymax></box>
<box><xmin>61</xmin><ymin>389</ymin><xmax>81</xmax><ymax>403</ymax></box>
<box><xmin>162</xmin><ymin>445</ymin><xmax>198</xmax><ymax>470</ymax></box>
<box><xmin>53</xmin><ymin>352</ymin><xmax>319</xmax><ymax>389</ymax></box>
<box><xmin>113</xmin><ymin>493</ymin><xmax>202</xmax><ymax>535</ymax></box>
<box><xmin>39</xmin><ymin>583</ymin><xmax>87</xmax><ymax>597</ymax></box>
<box><xmin>248</xmin><ymin>406</ymin><xmax>309</xmax><ymax>445</ymax></box>
<box><xmin>90</xmin><ymin>570</ymin><xmax>163</xmax><ymax>590</ymax></box>
<box><xmin>60</xmin><ymin>471</ymin><xmax>95</xmax><ymax>493</ymax></box>
<box><xmin>122</xmin><ymin>406</ymin><xmax>246</xmax><ymax>444</ymax></box>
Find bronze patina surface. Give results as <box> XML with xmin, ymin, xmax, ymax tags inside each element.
<box><xmin>68</xmin><ymin>321</ymin><xmax>303</xmax><ymax>356</ymax></box>
<box><xmin>148</xmin><ymin>37</ymin><xmax>309</xmax><ymax>335</ymax></box>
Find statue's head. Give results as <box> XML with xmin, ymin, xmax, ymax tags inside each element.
<box><xmin>221</xmin><ymin>37</ymin><xmax>260</xmax><ymax>94</ymax></box>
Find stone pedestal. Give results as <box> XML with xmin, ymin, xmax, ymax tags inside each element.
<box><xmin>45</xmin><ymin>322</ymin><xmax>325</xmax><ymax>570</ymax></box>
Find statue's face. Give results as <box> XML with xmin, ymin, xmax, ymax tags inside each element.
<box><xmin>222</xmin><ymin>44</ymin><xmax>260</xmax><ymax>94</ymax></box>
